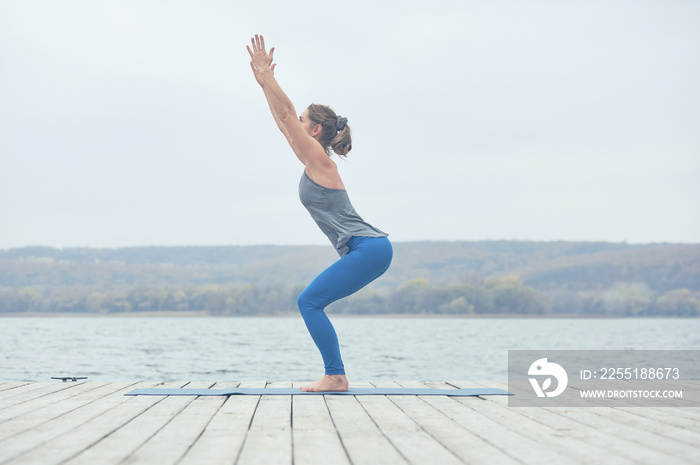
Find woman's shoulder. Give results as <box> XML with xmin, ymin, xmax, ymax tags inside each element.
<box><xmin>304</xmin><ymin>162</ymin><xmax>345</xmax><ymax>190</ymax></box>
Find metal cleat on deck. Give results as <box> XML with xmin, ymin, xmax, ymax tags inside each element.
<box><xmin>51</xmin><ymin>377</ymin><xmax>88</xmax><ymax>382</ymax></box>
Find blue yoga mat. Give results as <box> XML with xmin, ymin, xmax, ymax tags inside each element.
<box><xmin>124</xmin><ymin>387</ymin><xmax>511</xmax><ymax>396</ymax></box>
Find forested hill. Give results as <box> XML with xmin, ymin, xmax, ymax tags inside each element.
<box><xmin>1</xmin><ymin>241</ymin><xmax>698</xmax><ymax>316</ymax></box>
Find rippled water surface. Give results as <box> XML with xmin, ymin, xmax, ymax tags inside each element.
<box><xmin>2</xmin><ymin>317</ymin><xmax>698</xmax><ymax>382</ymax></box>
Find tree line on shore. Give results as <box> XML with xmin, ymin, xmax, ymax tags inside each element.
<box><xmin>1</xmin><ymin>241</ymin><xmax>698</xmax><ymax>316</ymax></box>
<box><xmin>1</xmin><ymin>275</ymin><xmax>697</xmax><ymax>316</ymax></box>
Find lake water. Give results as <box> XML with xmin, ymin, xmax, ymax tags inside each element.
<box><xmin>2</xmin><ymin>317</ymin><xmax>699</xmax><ymax>382</ymax></box>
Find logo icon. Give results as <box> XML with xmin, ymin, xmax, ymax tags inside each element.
<box><xmin>528</xmin><ymin>358</ymin><xmax>568</xmax><ymax>397</ymax></box>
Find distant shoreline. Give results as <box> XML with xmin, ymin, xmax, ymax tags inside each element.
<box><xmin>0</xmin><ymin>312</ymin><xmax>690</xmax><ymax>319</ymax></box>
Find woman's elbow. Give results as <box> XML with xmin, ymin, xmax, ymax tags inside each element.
<box><xmin>277</xmin><ymin>109</ymin><xmax>293</xmax><ymax>123</ymax></box>
<box><xmin>276</xmin><ymin>103</ymin><xmax>297</xmax><ymax>122</ymax></box>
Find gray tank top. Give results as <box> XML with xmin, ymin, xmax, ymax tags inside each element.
<box><xmin>299</xmin><ymin>170</ymin><xmax>388</xmax><ymax>257</ymax></box>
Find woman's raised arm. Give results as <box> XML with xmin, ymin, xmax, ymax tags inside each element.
<box><xmin>247</xmin><ymin>34</ymin><xmax>330</xmax><ymax>167</ymax></box>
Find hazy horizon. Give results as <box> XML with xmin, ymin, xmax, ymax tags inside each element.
<box><xmin>2</xmin><ymin>238</ymin><xmax>699</xmax><ymax>251</ymax></box>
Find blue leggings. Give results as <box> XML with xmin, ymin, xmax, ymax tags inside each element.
<box><xmin>297</xmin><ymin>236</ymin><xmax>393</xmax><ymax>375</ymax></box>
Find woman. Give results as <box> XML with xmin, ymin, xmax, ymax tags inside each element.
<box><xmin>247</xmin><ymin>34</ymin><xmax>393</xmax><ymax>392</ymax></box>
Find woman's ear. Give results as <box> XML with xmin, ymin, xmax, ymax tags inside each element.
<box><xmin>311</xmin><ymin>124</ymin><xmax>323</xmax><ymax>137</ymax></box>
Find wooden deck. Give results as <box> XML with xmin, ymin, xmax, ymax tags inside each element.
<box><xmin>0</xmin><ymin>380</ymin><xmax>698</xmax><ymax>465</ymax></box>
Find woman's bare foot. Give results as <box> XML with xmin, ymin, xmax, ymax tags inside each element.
<box><xmin>300</xmin><ymin>374</ymin><xmax>349</xmax><ymax>392</ymax></box>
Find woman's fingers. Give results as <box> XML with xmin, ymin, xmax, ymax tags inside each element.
<box><xmin>250</xmin><ymin>35</ymin><xmax>261</xmax><ymax>53</ymax></box>
<box><xmin>248</xmin><ymin>35</ymin><xmax>270</xmax><ymax>51</ymax></box>
<box><xmin>247</xmin><ymin>35</ymin><xmax>273</xmax><ymax>71</ymax></box>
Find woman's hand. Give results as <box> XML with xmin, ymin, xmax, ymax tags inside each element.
<box><xmin>247</xmin><ymin>34</ymin><xmax>276</xmax><ymax>87</ymax></box>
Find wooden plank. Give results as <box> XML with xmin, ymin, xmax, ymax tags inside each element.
<box><xmin>116</xmin><ymin>382</ymin><xmax>227</xmax><ymax>465</ymax></box>
<box><xmin>235</xmin><ymin>381</ymin><xmax>293</xmax><ymax>465</ymax></box>
<box><xmin>539</xmin><ymin>406</ymin><xmax>700</xmax><ymax>464</ymax></box>
<box><xmin>0</xmin><ymin>382</ymin><xmax>55</xmax><ymax>402</ymax></box>
<box><xmin>0</xmin><ymin>382</ymin><xmax>133</xmax><ymax>442</ymax></box>
<box><xmin>352</xmin><ymin>381</ymin><xmax>463</xmax><ymax>465</ymax></box>
<box><xmin>480</xmin><ymin>380</ymin><xmax>700</xmax><ymax>447</ymax></box>
<box><xmin>448</xmin><ymin>380</ymin><xmax>641</xmax><ymax>465</ymax></box>
<box><xmin>325</xmin><ymin>390</ymin><xmax>408</xmax><ymax>465</ymax></box>
<box><xmin>0</xmin><ymin>382</ymin><xmax>110</xmax><ymax>426</ymax></box>
<box><xmin>348</xmin><ymin>380</ymin><xmax>375</xmax><ymax>388</ymax></box>
<box><xmin>510</xmin><ymin>376</ymin><xmax>700</xmax><ymax>449</ymax></box>
<box><xmin>290</xmin><ymin>381</ymin><xmax>350</xmax><ymax>465</ymax></box>
<box><xmin>9</xmin><ymin>381</ymin><xmax>189</xmax><ymax>465</ymax></box>
<box><xmin>64</xmin><ymin>381</ymin><xmax>215</xmax><ymax>465</ymax></box>
<box><xmin>611</xmin><ymin>406</ymin><xmax>700</xmax><ymax>448</ymax></box>
<box><xmin>461</xmin><ymin>380</ymin><xmax>699</xmax><ymax>465</ymax></box>
<box><xmin>392</xmin><ymin>381</ymin><xmax>521</xmax><ymax>465</ymax></box>
<box><xmin>467</xmin><ymin>380</ymin><xmax>659</xmax><ymax>456</ymax></box>
<box><xmin>594</xmin><ymin>378</ymin><xmax>700</xmax><ymax>424</ymax></box>
<box><xmin>0</xmin><ymin>383</ymin><xmax>31</xmax><ymax>393</ymax></box>
<box><xmin>0</xmin><ymin>382</ymin><xmax>143</xmax><ymax>464</ymax></box>
<box><xmin>419</xmin><ymin>384</ymin><xmax>582</xmax><ymax>465</ymax></box>
<box><xmin>615</xmin><ymin>403</ymin><xmax>700</xmax><ymax>430</ymax></box>
<box><xmin>178</xmin><ymin>381</ymin><xmax>265</xmax><ymax>465</ymax></box>
<box><xmin>0</xmin><ymin>382</ymin><xmax>87</xmax><ymax>411</ymax></box>
<box><xmin>3</xmin><ymin>380</ymin><xmax>696</xmax><ymax>465</ymax></box>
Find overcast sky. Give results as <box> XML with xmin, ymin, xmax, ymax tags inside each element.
<box><xmin>1</xmin><ymin>0</ymin><xmax>698</xmax><ymax>249</ymax></box>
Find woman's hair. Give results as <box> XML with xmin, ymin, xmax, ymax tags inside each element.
<box><xmin>306</xmin><ymin>103</ymin><xmax>352</xmax><ymax>157</ymax></box>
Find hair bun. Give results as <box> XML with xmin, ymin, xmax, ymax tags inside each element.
<box><xmin>335</xmin><ymin>116</ymin><xmax>348</xmax><ymax>132</ymax></box>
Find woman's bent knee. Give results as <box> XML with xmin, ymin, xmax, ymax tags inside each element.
<box><xmin>297</xmin><ymin>290</ymin><xmax>318</xmax><ymax>316</ymax></box>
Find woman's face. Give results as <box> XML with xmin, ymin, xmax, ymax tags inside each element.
<box><xmin>299</xmin><ymin>109</ymin><xmax>320</xmax><ymax>139</ymax></box>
